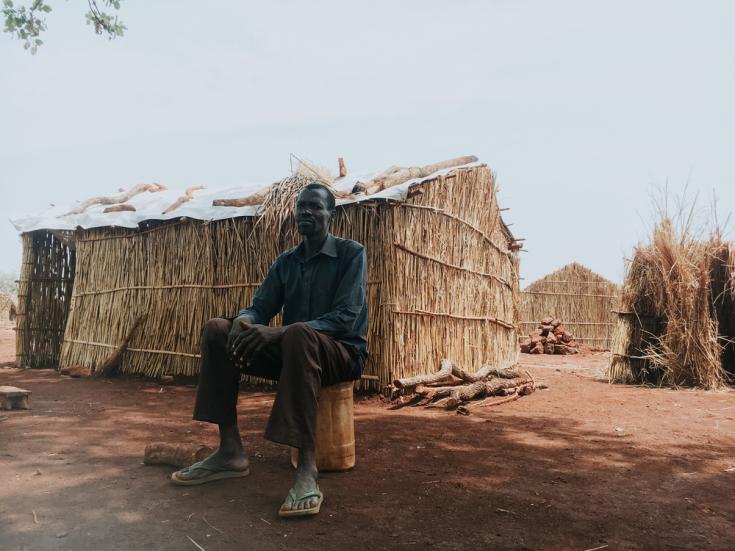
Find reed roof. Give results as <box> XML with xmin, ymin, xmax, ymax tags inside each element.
<box><xmin>10</xmin><ymin>160</ymin><xmax>513</xmax><ymax>236</ymax></box>
<box><xmin>523</xmin><ymin>262</ymin><xmax>618</xmax><ymax>292</ymax></box>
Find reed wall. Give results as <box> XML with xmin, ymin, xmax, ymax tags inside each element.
<box><xmin>520</xmin><ymin>263</ymin><xmax>619</xmax><ymax>349</ymax></box>
<box><xmin>16</xmin><ymin>230</ymin><xmax>76</xmax><ymax>368</ymax></box>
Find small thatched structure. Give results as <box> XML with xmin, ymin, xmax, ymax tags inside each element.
<box><xmin>12</xmin><ymin>158</ymin><xmax>521</xmax><ymax>389</ymax></box>
<box><xmin>608</xmin><ymin>219</ymin><xmax>733</xmax><ymax>389</ymax></box>
<box><xmin>520</xmin><ymin>263</ymin><xmax>620</xmax><ymax>349</ymax></box>
<box><xmin>0</xmin><ymin>291</ymin><xmax>18</xmax><ymax>322</ymax></box>
<box><xmin>15</xmin><ymin>231</ymin><xmax>75</xmax><ymax>367</ymax></box>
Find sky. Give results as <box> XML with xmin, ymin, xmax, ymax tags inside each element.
<box><xmin>1</xmin><ymin>0</ymin><xmax>733</xmax><ymax>285</ymax></box>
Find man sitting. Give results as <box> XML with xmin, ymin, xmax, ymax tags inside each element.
<box><xmin>171</xmin><ymin>183</ymin><xmax>367</xmax><ymax>518</ymax></box>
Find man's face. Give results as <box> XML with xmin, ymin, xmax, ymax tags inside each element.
<box><xmin>295</xmin><ymin>188</ymin><xmax>333</xmax><ymax>237</ymax></box>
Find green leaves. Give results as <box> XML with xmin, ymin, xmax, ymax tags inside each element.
<box><xmin>2</xmin><ymin>0</ymin><xmax>48</xmax><ymax>54</ymax></box>
<box><xmin>2</xmin><ymin>0</ymin><xmax>126</xmax><ymax>53</ymax></box>
<box><xmin>85</xmin><ymin>0</ymin><xmax>126</xmax><ymax>39</ymax></box>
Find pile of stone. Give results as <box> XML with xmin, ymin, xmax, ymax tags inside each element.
<box><xmin>520</xmin><ymin>317</ymin><xmax>579</xmax><ymax>355</ymax></box>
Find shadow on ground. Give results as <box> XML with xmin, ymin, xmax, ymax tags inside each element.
<box><xmin>0</xmin><ymin>367</ymin><xmax>733</xmax><ymax>551</ymax></box>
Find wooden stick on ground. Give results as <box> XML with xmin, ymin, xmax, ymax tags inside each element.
<box><xmin>451</xmin><ymin>363</ymin><xmax>521</xmax><ymax>382</ymax></box>
<box><xmin>393</xmin><ymin>358</ymin><xmax>456</xmax><ymax>391</ymax></box>
<box><xmin>444</xmin><ymin>377</ymin><xmax>532</xmax><ymax>410</ymax></box>
<box><xmin>95</xmin><ymin>316</ymin><xmax>143</xmax><ymax>377</ymax></box>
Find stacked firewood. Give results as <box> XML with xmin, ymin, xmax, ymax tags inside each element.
<box><xmin>387</xmin><ymin>359</ymin><xmax>542</xmax><ymax>415</ymax></box>
<box><xmin>520</xmin><ymin>317</ymin><xmax>579</xmax><ymax>355</ymax></box>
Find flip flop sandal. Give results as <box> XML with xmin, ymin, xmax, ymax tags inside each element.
<box><xmin>170</xmin><ymin>460</ymin><xmax>251</xmax><ymax>486</ymax></box>
<box><xmin>278</xmin><ymin>488</ymin><xmax>324</xmax><ymax>518</ymax></box>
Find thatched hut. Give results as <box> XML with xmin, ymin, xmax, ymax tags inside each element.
<box><xmin>608</xmin><ymin>219</ymin><xmax>733</xmax><ymax>389</ymax></box>
<box><xmin>520</xmin><ymin>263</ymin><xmax>620</xmax><ymax>349</ymax></box>
<box><xmin>12</xmin><ymin>157</ymin><xmax>521</xmax><ymax>389</ymax></box>
<box><xmin>0</xmin><ymin>291</ymin><xmax>18</xmax><ymax>322</ymax></box>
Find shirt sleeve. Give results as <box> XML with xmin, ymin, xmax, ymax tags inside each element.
<box><xmin>237</xmin><ymin>257</ymin><xmax>285</xmax><ymax>325</ymax></box>
<box><xmin>305</xmin><ymin>246</ymin><xmax>366</xmax><ymax>336</ymax></box>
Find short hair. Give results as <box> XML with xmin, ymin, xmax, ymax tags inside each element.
<box><xmin>301</xmin><ymin>182</ymin><xmax>336</xmax><ymax>211</ymax></box>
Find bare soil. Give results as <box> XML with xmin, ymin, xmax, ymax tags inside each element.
<box><xmin>1</xmin><ymin>323</ymin><xmax>734</xmax><ymax>550</ymax></box>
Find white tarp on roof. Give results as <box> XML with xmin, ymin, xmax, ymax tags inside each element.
<box><xmin>10</xmin><ymin>161</ymin><xmax>485</xmax><ymax>234</ymax></box>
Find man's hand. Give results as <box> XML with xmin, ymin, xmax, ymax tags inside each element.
<box><xmin>227</xmin><ymin>315</ymin><xmax>251</xmax><ymax>357</ymax></box>
<box><xmin>230</xmin><ymin>320</ymin><xmax>285</xmax><ymax>366</ymax></box>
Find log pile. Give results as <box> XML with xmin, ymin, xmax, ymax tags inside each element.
<box><xmin>387</xmin><ymin>359</ymin><xmax>542</xmax><ymax>415</ymax></box>
<box><xmin>520</xmin><ymin>316</ymin><xmax>579</xmax><ymax>355</ymax></box>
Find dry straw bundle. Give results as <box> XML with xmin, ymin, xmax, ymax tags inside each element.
<box><xmin>608</xmin><ymin>216</ymin><xmax>733</xmax><ymax>389</ymax></box>
<box><xmin>520</xmin><ymin>263</ymin><xmax>620</xmax><ymax>349</ymax></box>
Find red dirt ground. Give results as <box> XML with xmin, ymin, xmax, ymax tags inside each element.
<box><xmin>1</xmin><ymin>324</ymin><xmax>734</xmax><ymax>550</ymax></box>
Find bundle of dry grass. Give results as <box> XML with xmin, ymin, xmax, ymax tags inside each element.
<box><xmin>708</xmin><ymin>240</ymin><xmax>735</xmax><ymax>378</ymax></box>
<box><xmin>0</xmin><ymin>292</ymin><xmax>16</xmax><ymax>322</ymax></box>
<box><xmin>50</xmin><ymin>164</ymin><xmax>519</xmax><ymax>390</ymax></box>
<box><xmin>608</xmin><ymin>219</ymin><xmax>726</xmax><ymax>388</ymax></box>
<box><xmin>520</xmin><ymin>263</ymin><xmax>619</xmax><ymax>349</ymax></box>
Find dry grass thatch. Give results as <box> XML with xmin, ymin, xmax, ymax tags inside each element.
<box><xmin>608</xmin><ymin>218</ymin><xmax>732</xmax><ymax>389</ymax></box>
<box><xmin>520</xmin><ymin>263</ymin><xmax>620</xmax><ymax>349</ymax></box>
<box><xmin>0</xmin><ymin>291</ymin><xmax>17</xmax><ymax>321</ymax></box>
<box><xmin>25</xmin><ymin>165</ymin><xmax>521</xmax><ymax>389</ymax></box>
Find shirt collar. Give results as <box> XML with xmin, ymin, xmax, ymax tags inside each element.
<box><xmin>290</xmin><ymin>233</ymin><xmax>338</xmax><ymax>260</ymax></box>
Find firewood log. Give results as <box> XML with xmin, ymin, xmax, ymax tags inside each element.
<box><xmin>393</xmin><ymin>358</ymin><xmax>455</xmax><ymax>390</ymax></box>
<box><xmin>353</xmin><ymin>155</ymin><xmax>478</xmax><ymax>195</ymax></box>
<box><xmin>543</xmin><ymin>342</ymin><xmax>555</xmax><ymax>355</ymax></box>
<box><xmin>143</xmin><ymin>443</ymin><xmax>215</xmax><ymax>468</ymax></box>
<box><xmin>540</xmin><ymin>316</ymin><xmax>554</xmax><ymax>325</ymax></box>
<box><xmin>162</xmin><ymin>185</ymin><xmax>206</xmax><ymax>214</ymax></box>
<box><xmin>103</xmin><ymin>204</ymin><xmax>136</xmax><ymax>213</ymax></box>
<box><xmin>551</xmin><ymin>318</ymin><xmax>562</xmax><ymax>327</ymax></box>
<box><xmin>63</xmin><ymin>183</ymin><xmax>166</xmax><ymax>216</ymax></box>
<box><xmin>59</xmin><ymin>365</ymin><xmax>91</xmax><ymax>378</ymax></box>
<box><xmin>212</xmin><ymin>188</ymin><xmax>269</xmax><ymax>208</ymax></box>
<box><xmin>546</xmin><ymin>333</ymin><xmax>558</xmax><ymax>345</ymax></box>
<box><xmin>540</xmin><ymin>324</ymin><xmax>554</xmax><ymax>335</ymax></box>
<box><xmin>95</xmin><ymin>317</ymin><xmax>143</xmax><ymax>377</ymax></box>
<box><xmin>530</xmin><ymin>343</ymin><xmax>543</xmax><ymax>354</ymax></box>
<box><xmin>444</xmin><ymin>377</ymin><xmax>533</xmax><ymax>409</ymax></box>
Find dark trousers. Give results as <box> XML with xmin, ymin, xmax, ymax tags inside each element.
<box><xmin>193</xmin><ymin>319</ymin><xmax>358</xmax><ymax>449</ymax></box>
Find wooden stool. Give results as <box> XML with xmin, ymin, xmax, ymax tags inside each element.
<box><xmin>0</xmin><ymin>386</ymin><xmax>31</xmax><ymax>410</ymax></box>
<box><xmin>291</xmin><ymin>381</ymin><xmax>356</xmax><ymax>472</ymax></box>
